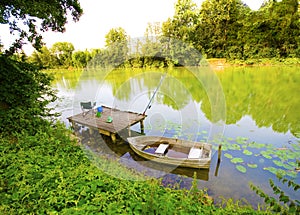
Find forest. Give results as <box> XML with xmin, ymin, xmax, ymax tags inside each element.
<box><xmin>15</xmin><ymin>0</ymin><xmax>300</xmax><ymax>69</ymax></box>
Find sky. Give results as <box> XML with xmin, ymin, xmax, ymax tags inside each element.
<box><xmin>0</xmin><ymin>0</ymin><xmax>264</xmax><ymax>55</ymax></box>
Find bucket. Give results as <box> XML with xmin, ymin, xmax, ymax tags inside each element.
<box><xmin>97</xmin><ymin>106</ymin><xmax>103</xmax><ymax>113</ymax></box>
<box><xmin>96</xmin><ymin>112</ymin><xmax>102</xmax><ymax>118</ymax></box>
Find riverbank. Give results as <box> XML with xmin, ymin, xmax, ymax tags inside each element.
<box><xmin>207</xmin><ymin>57</ymin><xmax>300</xmax><ymax>67</ymax></box>
<box><xmin>0</xmin><ymin>122</ymin><xmax>268</xmax><ymax>214</ymax></box>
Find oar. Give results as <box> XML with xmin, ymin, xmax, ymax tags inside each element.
<box><xmin>143</xmin><ymin>72</ymin><xmax>167</xmax><ymax>115</ymax></box>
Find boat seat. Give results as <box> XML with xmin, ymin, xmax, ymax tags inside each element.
<box><xmin>155</xmin><ymin>143</ymin><xmax>169</xmax><ymax>155</ymax></box>
<box><xmin>188</xmin><ymin>147</ymin><xmax>203</xmax><ymax>159</ymax></box>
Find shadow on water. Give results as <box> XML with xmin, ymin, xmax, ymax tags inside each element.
<box><xmin>77</xmin><ymin>126</ymin><xmax>211</xmax><ymax>183</ymax></box>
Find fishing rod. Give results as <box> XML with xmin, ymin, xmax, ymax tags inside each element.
<box><xmin>143</xmin><ymin>72</ymin><xmax>167</xmax><ymax>115</ymax></box>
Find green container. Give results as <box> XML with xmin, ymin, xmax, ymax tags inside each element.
<box><xmin>96</xmin><ymin>112</ymin><xmax>102</xmax><ymax>117</ymax></box>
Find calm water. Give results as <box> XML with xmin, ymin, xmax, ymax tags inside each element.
<box><xmin>50</xmin><ymin>66</ymin><xmax>300</xmax><ymax>206</ymax></box>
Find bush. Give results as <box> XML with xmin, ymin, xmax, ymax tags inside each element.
<box><xmin>0</xmin><ymin>54</ymin><xmax>57</xmax><ymax>135</ymax></box>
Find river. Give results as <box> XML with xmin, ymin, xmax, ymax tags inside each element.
<box><xmin>50</xmin><ymin>65</ymin><xmax>300</xmax><ymax>207</ymax></box>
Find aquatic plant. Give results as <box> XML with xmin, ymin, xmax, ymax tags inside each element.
<box><xmin>216</xmin><ymin>135</ymin><xmax>300</xmax><ymax>177</ymax></box>
<box><xmin>250</xmin><ymin>175</ymin><xmax>300</xmax><ymax>214</ymax></box>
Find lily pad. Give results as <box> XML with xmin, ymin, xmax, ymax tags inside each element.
<box><xmin>286</xmin><ymin>171</ymin><xmax>298</xmax><ymax>178</ymax></box>
<box><xmin>236</xmin><ymin>165</ymin><xmax>247</xmax><ymax>173</ymax></box>
<box><xmin>283</xmin><ymin>163</ymin><xmax>295</xmax><ymax>171</ymax></box>
<box><xmin>243</xmin><ymin>149</ymin><xmax>253</xmax><ymax>156</ymax></box>
<box><xmin>229</xmin><ymin>144</ymin><xmax>241</xmax><ymax>151</ymax></box>
<box><xmin>236</xmin><ymin>136</ymin><xmax>248</xmax><ymax>144</ymax></box>
<box><xmin>287</xmin><ymin>151</ymin><xmax>298</xmax><ymax>160</ymax></box>
<box><xmin>224</xmin><ymin>153</ymin><xmax>233</xmax><ymax>159</ymax></box>
<box><xmin>265</xmin><ymin>144</ymin><xmax>274</xmax><ymax>149</ymax></box>
<box><xmin>261</xmin><ymin>151</ymin><xmax>272</xmax><ymax>159</ymax></box>
<box><xmin>273</xmin><ymin>160</ymin><xmax>284</xmax><ymax>167</ymax></box>
<box><xmin>248</xmin><ymin>142</ymin><xmax>265</xmax><ymax>149</ymax></box>
<box><xmin>263</xmin><ymin>167</ymin><xmax>278</xmax><ymax>175</ymax></box>
<box><xmin>231</xmin><ymin>157</ymin><xmax>244</xmax><ymax>164</ymax></box>
<box><xmin>291</xmin><ymin>144</ymin><xmax>300</xmax><ymax>151</ymax></box>
<box><xmin>288</xmin><ymin>161</ymin><xmax>297</xmax><ymax>167</ymax></box>
<box><xmin>264</xmin><ymin>167</ymin><xmax>287</xmax><ymax>177</ymax></box>
<box><xmin>222</xmin><ymin>145</ymin><xmax>229</xmax><ymax>151</ymax></box>
<box><xmin>247</xmin><ymin>163</ymin><xmax>258</xmax><ymax>168</ymax></box>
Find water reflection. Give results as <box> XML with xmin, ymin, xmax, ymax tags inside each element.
<box><xmin>78</xmin><ymin>127</ymin><xmax>210</xmax><ymax>181</ymax></box>
<box><xmin>52</xmin><ymin>66</ymin><xmax>300</xmax><ymax>143</ymax></box>
<box><xmin>51</xmin><ymin>66</ymin><xmax>300</xmax><ymax>206</ymax></box>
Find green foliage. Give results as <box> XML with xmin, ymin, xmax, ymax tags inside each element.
<box><xmin>104</xmin><ymin>27</ymin><xmax>129</xmax><ymax>67</ymax></box>
<box><xmin>250</xmin><ymin>176</ymin><xmax>300</xmax><ymax>214</ymax></box>
<box><xmin>50</xmin><ymin>42</ymin><xmax>75</xmax><ymax>68</ymax></box>
<box><xmin>0</xmin><ymin>54</ymin><xmax>57</xmax><ymax>135</ymax></box>
<box><xmin>161</xmin><ymin>0</ymin><xmax>300</xmax><ymax>60</ymax></box>
<box><xmin>24</xmin><ymin>0</ymin><xmax>300</xmax><ymax>69</ymax></box>
<box><xmin>72</xmin><ymin>50</ymin><xmax>91</xmax><ymax>68</ymax></box>
<box><xmin>236</xmin><ymin>165</ymin><xmax>247</xmax><ymax>173</ymax></box>
<box><xmin>218</xmin><ymin>134</ymin><xmax>300</xmax><ymax>177</ymax></box>
<box><xmin>0</xmin><ymin>0</ymin><xmax>82</xmax><ymax>53</ymax></box>
<box><xmin>231</xmin><ymin>157</ymin><xmax>244</xmax><ymax>164</ymax></box>
<box><xmin>28</xmin><ymin>46</ymin><xmax>58</xmax><ymax>69</ymax></box>
<box><xmin>0</xmin><ymin>123</ymin><xmax>263</xmax><ymax>214</ymax></box>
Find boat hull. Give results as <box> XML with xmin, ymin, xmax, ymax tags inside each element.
<box><xmin>127</xmin><ymin>136</ymin><xmax>212</xmax><ymax>169</ymax></box>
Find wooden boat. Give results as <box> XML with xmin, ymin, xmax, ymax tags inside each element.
<box><xmin>127</xmin><ymin>136</ymin><xmax>212</xmax><ymax>169</ymax></box>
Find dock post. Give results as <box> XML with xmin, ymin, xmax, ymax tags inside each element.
<box><xmin>68</xmin><ymin>119</ymin><xmax>74</xmax><ymax>130</ymax></box>
<box><xmin>218</xmin><ymin>144</ymin><xmax>222</xmax><ymax>162</ymax></box>
<box><xmin>128</xmin><ymin>126</ymin><xmax>131</xmax><ymax>137</ymax></box>
<box><xmin>111</xmin><ymin>133</ymin><xmax>116</xmax><ymax>143</ymax></box>
<box><xmin>140</xmin><ymin>120</ymin><xmax>144</xmax><ymax>134</ymax></box>
<box><xmin>214</xmin><ymin>144</ymin><xmax>222</xmax><ymax>177</ymax></box>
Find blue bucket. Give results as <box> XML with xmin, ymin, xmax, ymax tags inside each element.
<box><xmin>97</xmin><ymin>106</ymin><xmax>103</xmax><ymax>113</ymax></box>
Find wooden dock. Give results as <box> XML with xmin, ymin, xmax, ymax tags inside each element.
<box><xmin>68</xmin><ymin>106</ymin><xmax>146</xmax><ymax>143</ymax></box>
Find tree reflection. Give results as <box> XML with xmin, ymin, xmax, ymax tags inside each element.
<box><xmin>53</xmin><ymin>66</ymin><xmax>300</xmax><ymax>137</ymax></box>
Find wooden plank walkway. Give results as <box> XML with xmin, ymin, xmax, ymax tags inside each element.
<box><xmin>67</xmin><ymin>106</ymin><xmax>146</xmax><ymax>143</ymax></box>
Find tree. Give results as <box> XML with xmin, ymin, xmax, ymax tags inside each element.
<box><xmin>162</xmin><ymin>0</ymin><xmax>198</xmax><ymax>42</ymax></box>
<box><xmin>0</xmin><ymin>0</ymin><xmax>82</xmax><ymax>54</ymax></box>
<box><xmin>104</xmin><ymin>27</ymin><xmax>129</xmax><ymax>67</ymax></box>
<box><xmin>28</xmin><ymin>46</ymin><xmax>58</xmax><ymax>69</ymax></box>
<box><xmin>197</xmin><ymin>0</ymin><xmax>249</xmax><ymax>58</ymax></box>
<box><xmin>0</xmin><ymin>55</ymin><xmax>57</xmax><ymax>134</ymax></box>
<box><xmin>161</xmin><ymin>0</ymin><xmax>202</xmax><ymax>66</ymax></box>
<box><xmin>51</xmin><ymin>42</ymin><xmax>75</xmax><ymax>68</ymax></box>
<box><xmin>72</xmin><ymin>50</ymin><xmax>91</xmax><ymax>68</ymax></box>
<box><xmin>0</xmin><ymin>0</ymin><xmax>83</xmax><ymax>135</ymax></box>
<box><xmin>240</xmin><ymin>0</ymin><xmax>300</xmax><ymax>59</ymax></box>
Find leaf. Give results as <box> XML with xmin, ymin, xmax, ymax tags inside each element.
<box><xmin>279</xmin><ymin>194</ymin><xmax>289</xmax><ymax>204</ymax></box>
<box><xmin>248</xmin><ymin>142</ymin><xmax>265</xmax><ymax>149</ymax></box>
<box><xmin>283</xmin><ymin>163</ymin><xmax>294</xmax><ymax>171</ymax></box>
<box><xmin>224</xmin><ymin>153</ymin><xmax>233</xmax><ymax>159</ymax></box>
<box><xmin>236</xmin><ymin>165</ymin><xmax>247</xmax><ymax>173</ymax></box>
<box><xmin>247</xmin><ymin>163</ymin><xmax>258</xmax><ymax>168</ymax></box>
<box><xmin>286</xmin><ymin>171</ymin><xmax>298</xmax><ymax>178</ymax></box>
<box><xmin>243</xmin><ymin>149</ymin><xmax>253</xmax><ymax>156</ymax></box>
<box><xmin>273</xmin><ymin>160</ymin><xmax>284</xmax><ymax>167</ymax></box>
<box><xmin>264</xmin><ymin>167</ymin><xmax>287</xmax><ymax>177</ymax></box>
<box><xmin>231</xmin><ymin>157</ymin><xmax>244</xmax><ymax>164</ymax></box>
<box><xmin>261</xmin><ymin>151</ymin><xmax>272</xmax><ymax>159</ymax></box>
<box><xmin>229</xmin><ymin>144</ymin><xmax>241</xmax><ymax>150</ymax></box>
<box><xmin>264</xmin><ymin>167</ymin><xmax>278</xmax><ymax>175</ymax></box>
<box><xmin>222</xmin><ymin>145</ymin><xmax>228</xmax><ymax>151</ymax></box>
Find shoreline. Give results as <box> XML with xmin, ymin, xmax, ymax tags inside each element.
<box><xmin>207</xmin><ymin>57</ymin><xmax>300</xmax><ymax>67</ymax></box>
